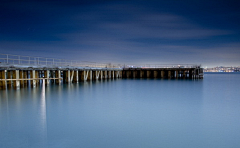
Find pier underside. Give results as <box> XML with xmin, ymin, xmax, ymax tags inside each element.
<box><xmin>122</xmin><ymin>68</ymin><xmax>203</xmax><ymax>79</ymax></box>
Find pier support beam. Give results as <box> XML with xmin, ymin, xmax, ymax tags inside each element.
<box><xmin>7</xmin><ymin>71</ymin><xmax>12</xmax><ymax>87</ymax></box>
<box><xmin>24</xmin><ymin>71</ymin><xmax>28</xmax><ymax>86</ymax></box>
<box><xmin>108</xmin><ymin>71</ymin><xmax>111</xmax><ymax>79</ymax></box>
<box><xmin>73</xmin><ymin>71</ymin><xmax>78</xmax><ymax>83</ymax></box>
<box><xmin>176</xmin><ymin>71</ymin><xmax>179</xmax><ymax>79</ymax></box>
<box><xmin>120</xmin><ymin>71</ymin><xmax>122</xmax><ymax>78</ymax></box>
<box><xmin>66</xmin><ymin>70</ymin><xmax>71</xmax><ymax>83</ymax></box>
<box><xmin>96</xmin><ymin>71</ymin><xmax>101</xmax><ymax>80</ymax></box>
<box><xmin>87</xmin><ymin>70</ymin><xmax>92</xmax><ymax>81</ymax></box>
<box><xmin>168</xmin><ymin>71</ymin><xmax>171</xmax><ymax>79</ymax></box>
<box><xmin>12</xmin><ymin>70</ymin><xmax>20</xmax><ymax>89</ymax></box>
<box><xmin>80</xmin><ymin>71</ymin><xmax>86</xmax><ymax>81</ymax></box>
<box><xmin>55</xmin><ymin>70</ymin><xmax>61</xmax><ymax>84</ymax></box>
<box><xmin>189</xmin><ymin>70</ymin><xmax>193</xmax><ymax>79</ymax></box>
<box><xmin>70</xmin><ymin>70</ymin><xmax>74</xmax><ymax>83</ymax></box>
<box><xmin>183</xmin><ymin>70</ymin><xmax>186</xmax><ymax>79</ymax></box>
<box><xmin>30</xmin><ymin>70</ymin><xmax>36</xmax><ymax>87</ymax></box>
<box><xmin>44</xmin><ymin>70</ymin><xmax>50</xmax><ymax>85</ymax></box>
<box><xmin>126</xmin><ymin>71</ymin><xmax>130</xmax><ymax>78</ymax></box>
<box><xmin>132</xmin><ymin>71</ymin><xmax>135</xmax><ymax>78</ymax></box>
<box><xmin>92</xmin><ymin>71</ymin><xmax>96</xmax><ymax>80</ymax></box>
<box><xmin>80</xmin><ymin>70</ymin><xmax>91</xmax><ymax>81</ymax></box>
<box><xmin>0</xmin><ymin>70</ymin><xmax>7</xmax><ymax>89</ymax></box>
<box><xmin>112</xmin><ymin>71</ymin><xmax>114</xmax><ymax>79</ymax></box>
<box><xmin>140</xmin><ymin>71</ymin><xmax>144</xmax><ymax>78</ymax></box>
<box><xmin>161</xmin><ymin>71</ymin><xmax>165</xmax><ymax>78</ymax></box>
<box><xmin>35</xmin><ymin>71</ymin><xmax>39</xmax><ymax>85</ymax></box>
<box><xmin>93</xmin><ymin>71</ymin><xmax>100</xmax><ymax>80</ymax></box>
<box><xmin>153</xmin><ymin>71</ymin><xmax>158</xmax><ymax>78</ymax></box>
<box><xmin>100</xmin><ymin>71</ymin><xmax>103</xmax><ymax>79</ymax></box>
<box><xmin>19</xmin><ymin>70</ymin><xmax>24</xmax><ymax>87</ymax></box>
<box><xmin>146</xmin><ymin>71</ymin><xmax>150</xmax><ymax>78</ymax></box>
<box><xmin>104</xmin><ymin>71</ymin><xmax>108</xmax><ymax>79</ymax></box>
<box><xmin>115</xmin><ymin>71</ymin><xmax>120</xmax><ymax>78</ymax></box>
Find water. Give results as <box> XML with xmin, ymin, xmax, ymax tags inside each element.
<box><xmin>1</xmin><ymin>73</ymin><xmax>240</xmax><ymax>148</ymax></box>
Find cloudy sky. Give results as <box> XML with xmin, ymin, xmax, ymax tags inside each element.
<box><xmin>0</xmin><ymin>0</ymin><xmax>240</xmax><ymax>67</ymax></box>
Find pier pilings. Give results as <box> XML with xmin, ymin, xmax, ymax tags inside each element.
<box><xmin>0</xmin><ymin>68</ymin><xmax>122</xmax><ymax>89</ymax></box>
<box><xmin>0</xmin><ymin>65</ymin><xmax>202</xmax><ymax>90</ymax></box>
<box><xmin>122</xmin><ymin>68</ymin><xmax>203</xmax><ymax>79</ymax></box>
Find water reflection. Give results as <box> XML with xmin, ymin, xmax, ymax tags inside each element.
<box><xmin>0</xmin><ymin>89</ymin><xmax>9</xmax><ymax>131</ymax></box>
<box><xmin>39</xmin><ymin>80</ymin><xmax>47</xmax><ymax>147</ymax></box>
<box><xmin>1</xmin><ymin>76</ymin><xmax>240</xmax><ymax>148</ymax></box>
<box><xmin>41</xmin><ymin>81</ymin><xmax>47</xmax><ymax>131</ymax></box>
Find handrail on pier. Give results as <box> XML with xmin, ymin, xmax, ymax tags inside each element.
<box><xmin>123</xmin><ymin>64</ymin><xmax>201</xmax><ymax>69</ymax></box>
<box><xmin>0</xmin><ymin>53</ymin><xmax>202</xmax><ymax>69</ymax></box>
<box><xmin>0</xmin><ymin>53</ymin><xmax>115</xmax><ymax>68</ymax></box>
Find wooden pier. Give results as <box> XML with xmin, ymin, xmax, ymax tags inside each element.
<box><xmin>122</xmin><ymin>67</ymin><xmax>203</xmax><ymax>79</ymax></box>
<box><xmin>0</xmin><ymin>54</ymin><xmax>203</xmax><ymax>89</ymax></box>
<box><xmin>0</xmin><ymin>68</ymin><xmax>122</xmax><ymax>89</ymax></box>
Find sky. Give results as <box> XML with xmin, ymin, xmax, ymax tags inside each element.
<box><xmin>0</xmin><ymin>0</ymin><xmax>240</xmax><ymax>67</ymax></box>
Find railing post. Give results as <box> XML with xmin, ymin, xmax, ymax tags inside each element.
<box><xmin>6</xmin><ymin>54</ymin><xmax>8</xmax><ymax>64</ymax></box>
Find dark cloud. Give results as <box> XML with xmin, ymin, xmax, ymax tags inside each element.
<box><xmin>0</xmin><ymin>0</ymin><xmax>239</xmax><ymax>67</ymax></box>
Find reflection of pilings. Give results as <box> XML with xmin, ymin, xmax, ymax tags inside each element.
<box><xmin>40</xmin><ymin>79</ymin><xmax>47</xmax><ymax>147</ymax></box>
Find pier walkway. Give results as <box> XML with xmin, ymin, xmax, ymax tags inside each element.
<box><xmin>0</xmin><ymin>54</ymin><xmax>203</xmax><ymax>89</ymax></box>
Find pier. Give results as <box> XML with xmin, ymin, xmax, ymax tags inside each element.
<box><xmin>0</xmin><ymin>54</ymin><xmax>203</xmax><ymax>89</ymax></box>
<box><xmin>122</xmin><ymin>65</ymin><xmax>203</xmax><ymax>79</ymax></box>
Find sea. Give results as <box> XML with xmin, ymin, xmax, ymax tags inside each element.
<box><xmin>0</xmin><ymin>73</ymin><xmax>240</xmax><ymax>148</ymax></box>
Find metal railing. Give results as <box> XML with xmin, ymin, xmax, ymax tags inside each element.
<box><xmin>0</xmin><ymin>53</ymin><xmax>201</xmax><ymax>69</ymax></box>
<box><xmin>0</xmin><ymin>53</ymin><xmax>115</xmax><ymax>68</ymax></box>
<box><xmin>123</xmin><ymin>64</ymin><xmax>201</xmax><ymax>68</ymax></box>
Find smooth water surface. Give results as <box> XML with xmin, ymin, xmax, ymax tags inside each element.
<box><xmin>1</xmin><ymin>73</ymin><xmax>240</xmax><ymax>148</ymax></box>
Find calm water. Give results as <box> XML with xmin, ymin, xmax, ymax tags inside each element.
<box><xmin>1</xmin><ymin>73</ymin><xmax>240</xmax><ymax>148</ymax></box>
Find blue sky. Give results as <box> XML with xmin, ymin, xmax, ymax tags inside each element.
<box><xmin>0</xmin><ymin>0</ymin><xmax>240</xmax><ymax>67</ymax></box>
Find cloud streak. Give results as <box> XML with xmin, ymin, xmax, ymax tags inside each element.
<box><xmin>0</xmin><ymin>0</ymin><xmax>239</xmax><ymax>67</ymax></box>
